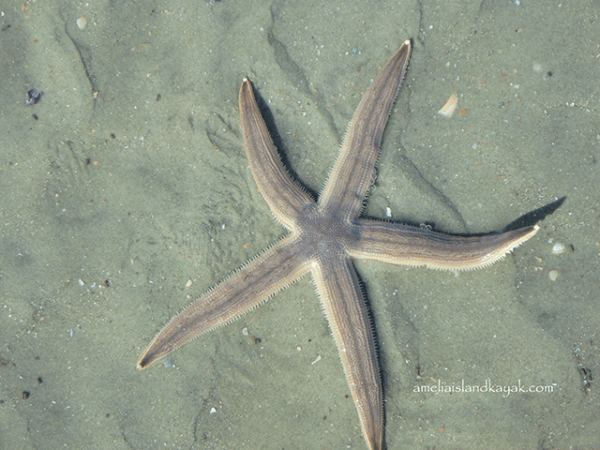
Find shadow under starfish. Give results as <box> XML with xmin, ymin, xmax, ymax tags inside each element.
<box><xmin>138</xmin><ymin>40</ymin><xmax>542</xmax><ymax>450</ymax></box>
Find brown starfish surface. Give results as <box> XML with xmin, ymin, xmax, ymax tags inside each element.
<box><xmin>138</xmin><ymin>40</ymin><xmax>539</xmax><ymax>449</ymax></box>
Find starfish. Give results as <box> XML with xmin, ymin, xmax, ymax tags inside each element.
<box><xmin>137</xmin><ymin>40</ymin><xmax>539</xmax><ymax>450</ymax></box>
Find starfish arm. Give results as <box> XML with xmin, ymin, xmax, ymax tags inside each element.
<box><xmin>137</xmin><ymin>236</ymin><xmax>311</xmax><ymax>369</ymax></box>
<box><xmin>240</xmin><ymin>78</ymin><xmax>315</xmax><ymax>230</ymax></box>
<box><xmin>312</xmin><ymin>255</ymin><xmax>383</xmax><ymax>450</ymax></box>
<box><xmin>347</xmin><ymin>220</ymin><xmax>539</xmax><ymax>270</ymax></box>
<box><xmin>319</xmin><ymin>40</ymin><xmax>411</xmax><ymax>220</ymax></box>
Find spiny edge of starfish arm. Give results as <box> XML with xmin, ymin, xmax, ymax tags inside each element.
<box><xmin>318</xmin><ymin>40</ymin><xmax>411</xmax><ymax>222</ymax></box>
<box><xmin>347</xmin><ymin>221</ymin><xmax>540</xmax><ymax>271</ymax></box>
<box><xmin>239</xmin><ymin>77</ymin><xmax>316</xmax><ymax>229</ymax></box>
<box><xmin>311</xmin><ymin>256</ymin><xmax>383</xmax><ymax>450</ymax></box>
<box><xmin>137</xmin><ymin>235</ymin><xmax>310</xmax><ymax>370</ymax></box>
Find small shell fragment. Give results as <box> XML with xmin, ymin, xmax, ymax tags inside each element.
<box><xmin>552</xmin><ymin>243</ymin><xmax>566</xmax><ymax>254</ymax></box>
<box><xmin>549</xmin><ymin>270</ymin><xmax>559</xmax><ymax>281</ymax></box>
<box><xmin>77</xmin><ymin>16</ymin><xmax>87</xmax><ymax>30</ymax></box>
<box><xmin>25</xmin><ymin>88</ymin><xmax>43</xmax><ymax>106</ymax></box>
<box><xmin>438</xmin><ymin>93</ymin><xmax>458</xmax><ymax>117</ymax></box>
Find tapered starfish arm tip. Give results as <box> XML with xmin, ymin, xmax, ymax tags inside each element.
<box><xmin>320</xmin><ymin>40</ymin><xmax>411</xmax><ymax>220</ymax></box>
<box><xmin>239</xmin><ymin>77</ymin><xmax>314</xmax><ymax>230</ymax></box>
<box><xmin>348</xmin><ymin>222</ymin><xmax>539</xmax><ymax>271</ymax></box>
<box><xmin>137</xmin><ymin>238</ymin><xmax>310</xmax><ymax>369</ymax></box>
